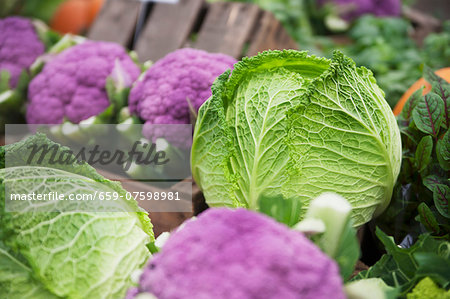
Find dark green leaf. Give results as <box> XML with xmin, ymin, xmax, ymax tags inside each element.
<box><xmin>414</xmin><ymin>135</ymin><xmax>433</xmax><ymax>172</ymax></box>
<box><xmin>399</xmin><ymin>126</ymin><xmax>421</xmax><ymax>145</ymax></box>
<box><xmin>415</xmin><ymin>252</ymin><xmax>450</xmax><ymax>288</ymax></box>
<box><xmin>423</xmin><ymin>66</ymin><xmax>450</xmax><ymax>129</ymax></box>
<box><xmin>433</xmin><ymin>184</ymin><xmax>449</xmax><ymax>218</ymax></box>
<box><xmin>436</xmin><ymin>141</ymin><xmax>450</xmax><ymax>171</ymax></box>
<box><xmin>413</xmin><ymin>93</ymin><xmax>445</xmax><ymax>136</ymax></box>
<box><xmin>439</xmin><ymin>130</ymin><xmax>450</xmax><ymax>160</ymax></box>
<box><xmin>257</xmin><ymin>194</ymin><xmax>302</xmax><ymax>227</ymax></box>
<box><xmin>401</xmin><ymin>88</ymin><xmax>423</xmax><ymax>120</ymax></box>
<box><xmin>431</xmin><ymin>83</ymin><xmax>450</xmax><ymax>129</ymax></box>
<box><xmin>417</xmin><ymin>202</ymin><xmax>440</xmax><ymax>234</ymax></box>
<box><xmin>423</xmin><ymin>175</ymin><xmax>446</xmax><ymax>192</ymax></box>
<box><xmin>423</xmin><ymin>66</ymin><xmax>445</xmax><ymax>86</ymax></box>
<box><xmin>436</xmin><ymin>130</ymin><xmax>450</xmax><ymax>170</ymax></box>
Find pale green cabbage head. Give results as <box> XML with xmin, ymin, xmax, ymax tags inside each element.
<box><xmin>0</xmin><ymin>134</ymin><xmax>153</xmax><ymax>298</ymax></box>
<box><xmin>191</xmin><ymin>50</ymin><xmax>401</xmax><ymax>226</ymax></box>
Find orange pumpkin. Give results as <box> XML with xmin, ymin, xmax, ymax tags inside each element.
<box><xmin>393</xmin><ymin>67</ymin><xmax>450</xmax><ymax>116</ymax></box>
<box><xmin>50</xmin><ymin>0</ymin><xmax>105</xmax><ymax>34</ymax></box>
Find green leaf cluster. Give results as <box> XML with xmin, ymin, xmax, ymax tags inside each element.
<box><xmin>354</xmin><ymin>228</ymin><xmax>450</xmax><ymax>297</ymax></box>
<box><xmin>378</xmin><ymin>67</ymin><xmax>450</xmax><ymax>241</ymax></box>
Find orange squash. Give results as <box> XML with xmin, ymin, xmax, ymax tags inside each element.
<box><xmin>393</xmin><ymin>67</ymin><xmax>450</xmax><ymax>116</ymax></box>
<box><xmin>50</xmin><ymin>0</ymin><xmax>105</xmax><ymax>34</ymax></box>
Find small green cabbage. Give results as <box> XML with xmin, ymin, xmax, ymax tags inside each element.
<box><xmin>191</xmin><ymin>50</ymin><xmax>401</xmax><ymax>226</ymax></box>
<box><xmin>0</xmin><ymin>134</ymin><xmax>154</xmax><ymax>298</ymax></box>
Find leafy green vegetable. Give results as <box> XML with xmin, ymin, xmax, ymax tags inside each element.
<box><xmin>354</xmin><ymin>228</ymin><xmax>450</xmax><ymax>296</ymax></box>
<box><xmin>412</xmin><ymin>93</ymin><xmax>445</xmax><ymax>136</ymax></box>
<box><xmin>406</xmin><ymin>277</ymin><xmax>450</xmax><ymax>299</ymax></box>
<box><xmin>417</xmin><ymin>202</ymin><xmax>440</xmax><ymax>235</ymax></box>
<box><xmin>0</xmin><ymin>134</ymin><xmax>154</xmax><ymax>298</ymax></box>
<box><xmin>192</xmin><ymin>50</ymin><xmax>401</xmax><ymax>226</ymax></box>
<box><xmin>377</xmin><ymin>69</ymin><xmax>450</xmax><ymax>241</ymax></box>
<box><xmin>414</xmin><ymin>136</ymin><xmax>433</xmax><ymax>172</ymax></box>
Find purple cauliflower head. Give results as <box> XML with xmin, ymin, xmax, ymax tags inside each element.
<box><xmin>128</xmin><ymin>208</ymin><xmax>345</xmax><ymax>299</ymax></box>
<box><xmin>319</xmin><ymin>0</ymin><xmax>401</xmax><ymax>20</ymax></box>
<box><xmin>0</xmin><ymin>16</ymin><xmax>45</xmax><ymax>88</ymax></box>
<box><xmin>27</xmin><ymin>41</ymin><xmax>140</xmax><ymax>124</ymax></box>
<box><xmin>129</xmin><ymin>48</ymin><xmax>236</xmax><ymax>127</ymax></box>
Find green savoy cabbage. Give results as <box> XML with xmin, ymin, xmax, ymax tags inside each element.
<box><xmin>0</xmin><ymin>134</ymin><xmax>154</xmax><ymax>298</ymax></box>
<box><xmin>191</xmin><ymin>50</ymin><xmax>402</xmax><ymax>226</ymax></box>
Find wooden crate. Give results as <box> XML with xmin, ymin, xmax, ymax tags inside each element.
<box><xmin>88</xmin><ymin>0</ymin><xmax>298</xmax><ymax>62</ymax></box>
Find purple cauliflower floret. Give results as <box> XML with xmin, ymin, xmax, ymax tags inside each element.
<box><xmin>319</xmin><ymin>0</ymin><xmax>401</xmax><ymax>20</ymax></box>
<box><xmin>129</xmin><ymin>48</ymin><xmax>236</xmax><ymax>128</ymax></box>
<box><xmin>27</xmin><ymin>41</ymin><xmax>140</xmax><ymax>124</ymax></box>
<box><xmin>0</xmin><ymin>16</ymin><xmax>45</xmax><ymax>88</ymax></box>
<box><xmin>128</xmin><ymin>208</ymin><xmax>345</xmax><ymax>299</ymax></box>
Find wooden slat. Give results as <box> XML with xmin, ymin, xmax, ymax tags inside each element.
<box><xmin>149</xmin><ymin>211</ymin><xmax>192</xmax><ymax>237</ymax></box>
<box><xmin>194</xmin><ymin>2</ymin><xmax>260</xmax><ymax>58</ymax></box>
<box><xmin>135</xmin><ymin>0</ymin><xmax>204</xmax><ymax>62</ymax></box>
<box><xmin>87</xmin><ymin>0</ymin><xmax>140</xmax><ymax>47</ymax></box>
<box><xmin>247</xmin><ymin>11</ymin><xmax>297</xmax><ymax>57</ymax></box>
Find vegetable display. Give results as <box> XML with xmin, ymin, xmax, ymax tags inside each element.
<box><xmin>26</xmin><ymin>40</ymin><xmax>140</xmax><ymax>124</ymax></box>
<box><xmin>129</xmin><ymin>48</ymin><xmax>236</xmax><ymax>127</ymax></box>
<box><xmin>127</xmin><ymin>208</ymin><xmax>345</xmax><ymax>299</ymax></box>
<box><xmin>0</xmin><ymin>134</ymin><xmax>154</xmax><ymax>298</ymax></box>
<box><xmin>0</xmin><ymin>5</ymin><xmax>449</xmax><ymax>298</ymax></box>
<box><xmin>192</xmin><ymin>50</ymin><xmax>402</xmax><ymax>226</ymax></box>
